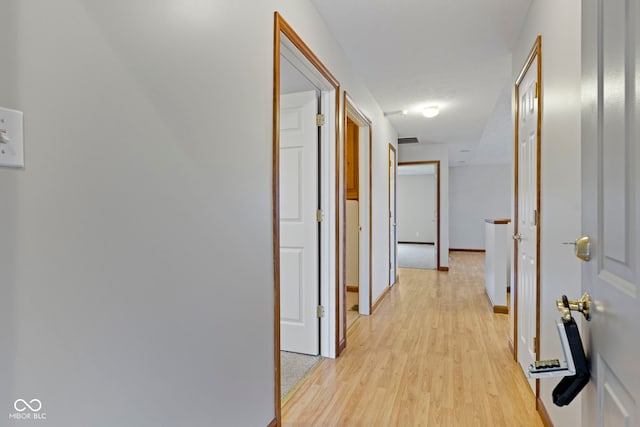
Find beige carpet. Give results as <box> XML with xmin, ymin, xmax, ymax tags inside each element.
<box><xmin>281</xmin><ymin>351</ymin><xmax>322</xmax><ymax>401</ymax></box>
<box><xmin>398</xmin><ymin>243</ymin><xmax>436</xmax><ymax>269</ymax></box>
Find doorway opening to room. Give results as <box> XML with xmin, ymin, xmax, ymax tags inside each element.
<box><xmin>273</xmin><ymin>12</ymin><xmax>340</xmax><ymax>416</ymax></box>
<box><xmin>396</xmin><ymin>161</ymin><xmax>441</xmax><ymax>270</ymax></box>
<box><xmin>512</xmin><ymin>36</ymin><xmax>542</xmax><ymax>398</ymax></box>
<box><xmin>343</xmin><ymin>94</ymin><xmax>372</xmax><ymax>342</ymax></box>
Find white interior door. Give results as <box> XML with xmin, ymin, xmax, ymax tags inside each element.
<box><xmin>280</xmin><ymin>90</ymin><xmax>319</xmax><ymax>355</ymax></box>
<box><xmin>582</xmin><ymin>0</ymin><xmax>639</xmax><ymax>424</ymax></box>
<box><xmin>389</xmin><ymin>146</ymin><xmax>397</xmax><ymax>285</ymax></box>
<box><xmin>515</xmin><ymin>54</ymin><xmax>539</xmax><ymax>392</ymax></box>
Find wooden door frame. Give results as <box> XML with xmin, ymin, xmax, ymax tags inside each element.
<box><xmin>273</xmin><ymin>12</ymin><xmax>340</xmax><ymax>424</ymax></box>
<box><xmin>389</xmin><ymin>144</ymin><xmax>398</xmax><ymax>286</ymax></box>
<box><xmin>339</xmin><ymin>92</ymin><xmax>372</xmax><ymax>355</ymax></box>
<box><xmin>513</xmin><ymin>35</ymin><xmax>542</xmax><ymax>403</ymax></box>
<box><xmin>396</xmin><ymin>160</ymin><xmax>441</xmax><ymax>271</ymax></box>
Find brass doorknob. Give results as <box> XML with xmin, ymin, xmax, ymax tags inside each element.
<box><xmin>556</xmin><ymin>293</ymin><xmax>591</xmax><ymax>321</ymax></box>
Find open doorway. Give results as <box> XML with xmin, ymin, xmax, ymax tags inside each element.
<box><xmin>278</xmin><ymin>58</ymin><xmax>322</xmax><ymax>403</ymax></box>
<box><xmin>397</xmin><ymin>161</ymin><xmax>441</xmax><ymax>270</ymax></box>
<box><xmin>345</xmin><ymin>116</ymin><xmax>360</xmax><ymax>330</ymax></box>
<box><xmin>389</xmin><ymin>145</ymin><xmax>397</xmax><ymax>285</ymax></box>
<box><xmin>512</xmin><ymin>36</ymin><xmax>542</xmax><ymax>397</ymax></box>
<box><xmin>273</xmin><ymin>12</ymin><xmax>340</xmax><ymax>416</ymax></box>
<box><xmin>342</xmin><ymin>93</ymin><xmax>372</xmax><ymax>347</ymax></box>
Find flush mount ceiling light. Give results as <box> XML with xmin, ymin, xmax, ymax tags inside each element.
<box><xmin>422</xmin><ymin>106</ymin><xmax>440</xmax><ymax>118</ymax></box>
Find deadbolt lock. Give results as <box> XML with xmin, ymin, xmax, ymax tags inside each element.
<box><xmin>563</xmin><ymin>236</ymin><xmax>591</xmax><ymax>262</ymax></box>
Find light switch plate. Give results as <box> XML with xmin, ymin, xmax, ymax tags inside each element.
<box><xmin>0</xmin><ymin>107</ymin><xmax>24</xmax><ymax>168</ymax></box>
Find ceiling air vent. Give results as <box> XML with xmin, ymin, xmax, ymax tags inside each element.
<box><xmin>398</xmin><ymin>137</ymin><xmax>419</xmax><ymax>144</ymax></box>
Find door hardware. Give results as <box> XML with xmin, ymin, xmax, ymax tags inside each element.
<box><xmin>556</xmin><ymin>293</ymin><xmax>591</xmax><ymax>321</ymax></box>
<box><xmin>512</xmin><ymin>233</ymin><xmax>523</xmax><ymax>241</ymax></box>
<box><xmin>562</xmin><ymin>236</ymin><xmax>591</xmax><ymax>262</ymax></box>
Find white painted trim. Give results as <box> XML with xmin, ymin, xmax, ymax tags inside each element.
<box><xmin>320</xmin><ymin>89</ymin><xmax>337</xmax><ymax>358</ymax></box>
<box><xmin>358</xmin><ymin>125</ymin><xmax>371</xmax><ymax>316</ymax></box>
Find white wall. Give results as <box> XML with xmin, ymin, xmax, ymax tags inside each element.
<box><xmin>397</xmin><ymin>174</ymin><xmax>436</xmax><ymax>243</ymax></box>
<box><xmin>398</xmin><ymin>144</ymin><xmax>449</xmax><ymax>268</ymax></box>
<box><xmin>0</xmin><ymin>1</ymin><xmax>397</xmax><ymax>425</ymax></box>
<box><xmin>512</xmin><ymin>0</ymin><xmax>582</xmax><ymax>424</ymax></box>
<box><xmin>450</xmin><ymin>165</ymin><xmax>511</xmax><ymax>250</ymax></box>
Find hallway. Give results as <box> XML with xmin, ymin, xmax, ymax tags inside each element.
<box><xmin>282</xmin><ymin>252</ymin><xmax>543</xmax><ymax>426</ymax></box>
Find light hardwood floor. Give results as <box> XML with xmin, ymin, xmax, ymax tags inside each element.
<box><xmin>282</xmin><ymin>252</ymin><xmax>543</xmax><ymax>426</ymax></box>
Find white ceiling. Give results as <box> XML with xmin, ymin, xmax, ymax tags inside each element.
<box><xmin>310</xmin><ymin>0</ymin><xmax>532</xmax><ymax>166</ymax></box>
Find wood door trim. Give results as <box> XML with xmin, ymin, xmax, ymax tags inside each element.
<box><xmin>513</xmin><ymin>35</ymin><xmax>542</xmax><ymax>400</ymax></box>
<box><xmin>273</xmin><ymin>12</ymin><xmax>340</xmax><ymax>423</ymax></box>
<box><xmin>398</xmin><ymin>160</ymin><xmax>442</xmax><ymax>271</ymax></box>
<box><xmin>389</xmin><ymin>144</ymin><xmax>397</xmax><ymax>287</ymax></box>
<box><xmin>341</xmin><ymin>92</ymin><xmax>373</xmax><ymax>356</ymax></box>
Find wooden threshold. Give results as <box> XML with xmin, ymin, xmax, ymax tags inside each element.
<box><xmin>450</xmin><ymin>248</ymin><xmax>486</xmax><ymax>253</ymax></box>
<box><xmin>438</xmin><ymin>266</ymin><xmax>449</xmax><ymax>272</ymax></box>
<box><xmin>346</xmin><ymin>285</ymin><xmax>359</xmax><ymax>293</ymax></box>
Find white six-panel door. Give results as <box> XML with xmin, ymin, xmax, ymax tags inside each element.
<box><xmin>280</xmin><ymin>90</ymin><xmax>319</xmax><ymax>355</ymax></box>
<box><xmin>582</xmin><ymin>0</ymin><xmax>639</xmax><ymax>424</ymax></box>
<box><xmin>516</xmin><ymin>54</ymin><xmax>539</xmax><ymax>392</ymax></box>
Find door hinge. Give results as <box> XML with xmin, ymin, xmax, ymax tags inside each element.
<box><xmin>534</xmin><ymin>209</ymin><xmax>538</xmax><ymax>226</ymax></box>
<box><xmin>316</xmin><ymin>114</ymin><xmax>325</xmax><ymax>126</ymax></box>
<box><xmin>533</xmin><ymin>336</ymin><xmax>538</xmax><ymax>353</ymax></box>
<box><xmin>534</xmin><ymin>82</ymin><xmax>539</xmax><ymax>99</ymax></box>
<box><xmin>317</xmin><ymin>305</ymin><xmax>325</xmax><ymax>318</ymax></box>
<box><xmin>316</xmin><ymin>209</ymin><xmax>324</xmax><ymax>223</ymax></box>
